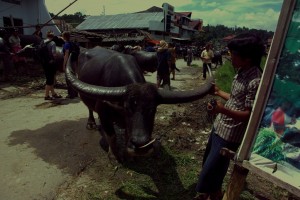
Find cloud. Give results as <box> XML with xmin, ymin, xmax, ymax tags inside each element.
<box><xmin>186</xmin><ymin>0</ymin><xmax>282</xmax><ymax>31</ymax></box>
<box><xmin>45</xmin><ymin>0</ymin><xmax>283</xmax><ymax>31</ymax></box>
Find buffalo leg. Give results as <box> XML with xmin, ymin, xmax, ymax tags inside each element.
<box><xmin>86</xmin><ymin>109</ymin><xmax>97</xmax><ymax>130</ymax></box>
<box><xmin>98</xmin><ymin>106</ymin><xmax>125</xmax><ymax>163</ymax></box>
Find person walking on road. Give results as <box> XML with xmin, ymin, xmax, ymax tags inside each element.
<box><xmin>168</xmin><ymin>43</ymin><xmax>178</xmax><ymax>80</ymax></box>
<box><xmin>40</xmin><ymin>30</ymin><xmax>62</xmax><ymax>100</ymax></box>
<box><xmin>200</xmin><ymin>43</ymin><xmax>214</xmax><ymax>80</ymax></box>
<box><xmin>156</xmin><ymin>40</ymin><xmax>171</xmax><ymax>90</ymax></box>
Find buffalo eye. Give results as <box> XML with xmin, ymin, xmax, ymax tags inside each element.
<box><xmin>125</xmin><ymin>97</ymin><xmax>137</xmax><ymax>111</ymax></box>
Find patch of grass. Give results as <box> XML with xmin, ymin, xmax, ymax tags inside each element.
<box><xmin>106</xmin><ymin>147</ymin><xmax>202</xmax><ymax>200</ymax></box>
<box><xmin>215</xmin><ymin>56</ymin><xmax>267</xmax><ymax>92</ymax></box>
<box><xmin>190</xmin><ymin>63</ymin><xmax>200</xmax><ymax>67</ymax></box>
<box><xmin>215</xmin><ymin>59</ymin><xmax>236</xmax><ymax>92</ymax></box>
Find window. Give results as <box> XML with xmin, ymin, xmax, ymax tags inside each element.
<box><xmin>3</xmin><ymin>17</ymin><xmax>23</xmax><ymax>34</ymax></box>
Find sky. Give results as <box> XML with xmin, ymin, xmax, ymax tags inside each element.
<box><xmin>45</xmin><ymin>0</ymin><xmax>284</xmax><ymax>31</ymax></box>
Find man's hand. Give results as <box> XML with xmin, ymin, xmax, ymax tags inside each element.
<box><xmin>207</xmin><ymin>100</ymin><xmax>224</xmax><ymax>115</ymax></box>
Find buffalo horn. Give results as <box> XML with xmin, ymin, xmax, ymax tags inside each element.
<box><xmin>158</xmin><ymin>77</ymin><xmax>214</xmax><ymax>104</ymax></box>
<box><xmin>65</xmin><ymin>54</ymin><xmax>127</xmax><ymax>101</ymax></box>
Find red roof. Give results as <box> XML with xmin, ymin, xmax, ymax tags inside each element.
<box><xmin>189</xmin><ymin>19</ymin><xmax>203</xmax><ymax>31</ymax></box>
<box><xmin>146</xmin><ymin>39</ymin><xmax>160</xmax><ymax>45</ymax></box>
<box><xmin>223</xmin><ymin>35</ymin><xmax>236</xmax><ymax>41</ymax></box>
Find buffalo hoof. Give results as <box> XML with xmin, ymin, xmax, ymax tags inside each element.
<box><xmin>86</xmin><ymin>122</ymin><xmax>97</xmax><ymax>130</ymax></box>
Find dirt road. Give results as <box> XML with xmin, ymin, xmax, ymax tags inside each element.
<box><xmin>0</xmin><ymin>58</ymin><xmax>205</xmax><ymax>200</ymax></box>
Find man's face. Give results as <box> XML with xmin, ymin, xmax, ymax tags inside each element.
<box><xmin>230</xmin><ymin>52</ymin><xmax>245</xmax><ymax>69</ymax></box>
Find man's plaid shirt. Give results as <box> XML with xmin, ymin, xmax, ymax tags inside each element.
<box><xmin>213</xmin><ymin>66</ymin><xmax>262</xmax><ymax>143</ymax></box>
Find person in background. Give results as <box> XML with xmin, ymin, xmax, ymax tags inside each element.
<box><xmin>8</xmin><ymin>28</ymin><xmax>27</xmax><ymax>73</ymax></box>
<box><xmin>168</xmin><ymin>43</ymin><xmax>177</xmax><ymax>80</ymax></box>
<box><xmin>41</xmin><ymin>30</ymin><xmax>62</xmax><ymax>100</ymax></box>
<box><xmin>0</xmin><ymin>28</ymin><xmax>13</xmax><ymax>81</ymax></box>
<box><xmin>9</xmin><ymin>28</ymin><xmax>26</xmax><ymax>64</ymax></box>
<box><xmin>62</xmin><ymin>31</ymin><xmax>79</xmax><ymax>99</ymax></box>
<box><xmin>145</xmin><ymin>42</ymin><xmax>156</xmax><ymax>52</ymax></box>
<box><xmin>186</xmin><ymin>46</ymin><xmax>193</xmax><ymax>66</ymax></box>
<box><xmin>193</xmin><ymin>33</ymin><xmax>265</xmax><ymax>200</ymax></box>
<box><xmin>9</xmin><ymin>28</ymin><xmax>21</xmax><ymax>53</ymax></box>
<box><xmin>270</xmin><ymin>101</ymin><xmax>296</xmax><ymax>136</ymax></box>
<box><xmin>200</xmin><ymin>43</ymin><xmax>214</xmax><ymax>80</ymax></box>
<box><xmin>156</xmin><ymin>40</ymin><xmax>171</xmax><ymax>90</ymax></box>
<box><xmin>33</xmin><ymin>24</ymin><xmax>43</xmax><ymax>39</ymax></box>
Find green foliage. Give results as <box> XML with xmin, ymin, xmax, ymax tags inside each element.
<box><xmin>50</xmin><ymin>12</ymin><xmax>87</xmax><ymax>27</ymax></box>
<box><xmin>271</xmin><ymin>51</ymin><xmax>300</xmax><ymax>108</ymax></box>
<box><xmin>273</xmin><ymin>78</ymin><xmax>300</xmax><ymax>108</ymax></box>
<box><xmin>215</xmin><ymin>58</ymin><xmax>235</xmax><ymax>92</ymax></box>
<box><xmin>215</xmin><ymin>56</ymin><xmax>267</xmax><ymax>92</ymax></box>
<box><xmin>192</xmin><ymin>24</ymin><xmax>273</xmax><ymax>48</ymax></box>
<box><xmin>253</xmin><ymin>128</ymin><xmax>285</xmax><ymax>162</ymax></box>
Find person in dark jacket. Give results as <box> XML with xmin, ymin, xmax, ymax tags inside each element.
<box><xmin>62</xmin><ymin>31</ymin><xmax>78</xmax><ymax>99</ymax></box>
<box><xmin>156</xmin><ymin>40</ymin><xmax>171</xmax><ymax>90</ymax></box>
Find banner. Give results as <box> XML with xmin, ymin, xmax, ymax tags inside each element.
<box><xmin>241</xmin><ymin>0</ymin><xmax>300</xmax><ymax>195</ymax></box>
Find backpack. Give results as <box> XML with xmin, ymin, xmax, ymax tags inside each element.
<box><xmin>69</xmin><ymin>41</ymin><xmax>80</xmax><ymax>61</ymax></box>
<box><xmin>37</xmin><ymin>40</ymin><xmax>52</xmax><ymax>64</ymax></box>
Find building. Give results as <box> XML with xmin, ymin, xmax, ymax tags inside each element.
<box><xmin>0</xmin><ymin>0</ymin><xmax>60</xmax><ymax>36</ymax></box>
<box><xmin>76</xmin><ymin>3</ymin><xmax>203</xmax><ymax>47</ymax></box>
<box><xmin>0</xmin><ymin>0</ymin><xmax>102</xmax><ymax>48</ymax></box>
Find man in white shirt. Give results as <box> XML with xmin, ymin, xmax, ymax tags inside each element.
<box><xmin>200</xmin><ymin>44</ymin><xmax>214</xmax><ymax>80</ymax></box>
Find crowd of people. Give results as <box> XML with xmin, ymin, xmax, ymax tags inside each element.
<box><xmin>1</xmin><ymin>26</ymin><xmax>226</xmax><ymax>95</ymax></box>
<box><xmin>38</xmin><ymin>30</ymin><xmax>79</xmax><ymax>100</ymax></box>
<box><xmin>0</xmin><ymin>26</ymin><xmax>79</xmax><ymax>100</ymax></box>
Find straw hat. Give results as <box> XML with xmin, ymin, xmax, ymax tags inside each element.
<box><xmin>159</xmin><ymin>40</ymin><xmax>168</xmax><ymax>49</ymax></box>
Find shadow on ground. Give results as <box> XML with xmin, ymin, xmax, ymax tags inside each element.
<box><xmin>8</xmin><ymin>118</ymin><xmax>102</xmax><ymax>175</ymax></box>
<box><xmin>114</xmin><ymin>147</ymin><xmax>196</xmax><ymax>200</ymax></box>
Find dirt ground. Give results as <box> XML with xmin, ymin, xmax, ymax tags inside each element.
<box><xmin>0</xmin><ymin>59</ymin><xmax>298</xmax><ymax>200</ymax></box>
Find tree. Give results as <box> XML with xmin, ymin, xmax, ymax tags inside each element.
<box><xmin>49</xmin><ymin>12</ymin><xmax>87</xmax><ymax>28</ymax></box>
<box><xmin>191</xmin><ymin>24</ymin><xmax>273</xmax><ymax>50</ymax></box>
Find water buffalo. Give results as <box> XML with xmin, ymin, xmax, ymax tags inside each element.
<box><xmin>66</xmin><ymin>46</ymin><xmax>213</xmax><ymax>163</ymax></box>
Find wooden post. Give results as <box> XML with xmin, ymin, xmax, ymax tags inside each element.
<box><xmin>223</xmin><ymin>164</ymin><xmax>249</xmax><ymax>200</ymax></box>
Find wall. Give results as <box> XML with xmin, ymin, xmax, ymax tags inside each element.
<box><xmin>0</xmin><ymin>0</ymin><xmax>60</xmax><ymax>36</ymax></box>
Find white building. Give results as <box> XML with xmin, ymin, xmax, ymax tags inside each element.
<box><xmin>0</xmin><ymin>0</ymin><xmax>60</xmax><ymax>36</ymax></box>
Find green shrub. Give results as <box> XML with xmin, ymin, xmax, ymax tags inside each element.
<box><xmin>215</xmin><ymin>56</ymin><xmax>267</xmax><ymax>92</ymax></box>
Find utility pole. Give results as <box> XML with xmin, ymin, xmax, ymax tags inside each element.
<box><xmin>101</xmin><ymin>5</ymin><xmax>105</xmax><ymax>16</ymax></box>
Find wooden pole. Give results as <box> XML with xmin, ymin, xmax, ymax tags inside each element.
<box><xmin>223</xmin><ymin>164</ymin><xmax>249</xmax><ymax>200</ymax></box>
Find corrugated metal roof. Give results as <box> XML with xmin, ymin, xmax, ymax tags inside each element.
<box><xmin>76</xmin><ymin>12</ymin><xmax>163</xmax><ymax>30</ymax></box>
